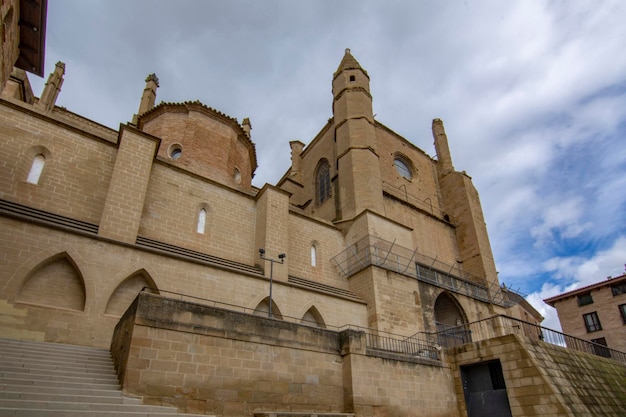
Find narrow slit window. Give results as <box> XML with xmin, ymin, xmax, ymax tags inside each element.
<box><xmin>311</xmin><ymin>245</ymin><xmax>317</xmax><ymax>267</ymax></box>
<box><xmin>197</xmin><ymin>208</ymin><xmax>207</xmax><ymax>234</ymax></box>
<box><xmin>26</xmin><ymin>154</ymin><xmax>45</xmax><ymax>184</ymax></box>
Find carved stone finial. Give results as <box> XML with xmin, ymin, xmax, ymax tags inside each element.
<box><xmin>145</xmin><ymin>73</ymin><xmax>159</xmax><ymax>86</ymax></box>
<box><xmin>37</xmin><ymin>61</ymin><xmax>66</xmax><ymax>112</ymax></box>
<box><xmin>133</xmin><ymin>73</ymin><xmax>160</xmax><ymax>125</ymax></box>
<box><xmin>242</xmin><ymin>117</ymin><xmax>252</xmax><ymax>137</ymax></box>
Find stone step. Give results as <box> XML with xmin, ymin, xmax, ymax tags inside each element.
<box><xmin>0</xmin><ymin>352</ymin><xmax>112</xmax><ymax>369</ymax></box>
<box><xmin>0</xmin><ymin>337</ymin><xmax>111</xmax><ymax>356</ymax></box>
<box><xmin>0</xmin><ymin>391</ymin><xmax>141</xmax><ymax>405</ymax></box>
<box><xmin>0</xmin><ymin>399</ymin><xmax>180</xmax><ymax>412</ymax></box>
<box><xmin>0</xmin><ymin>337</ymin><xmax>212</xmax><ymax>417</ymax></box>
<box><xmin>0</xmin><ymin>409</ymin><xmax>207</xmax><ymax>417</ymax></box>
<box><xmin>0</xmin><ymin>361</ymin><xmax>117</xmax><ymax>376</ymax></box>
<box><xmin>0</xmin><ymin>370</ymin><xmax>119</xmax><ymax>385</ymax></box>
<box><xmin>0</xmin><ymin>345</ymin><xmax>112</xmax><ymax>363</ymax></box>
<box><xmin>0</xmin><ymin>365</ymin><xmax>117</xmax><ymax>380</ymax></box>
<box><xmin>0</xmin><ymin>377</ymin><xmax>119</xmax><ymax>390</ymax></box>
<box><xmin>0</xmin><ymin>384</ymin><xmax>123</xmax><ymax>397</ymax></box>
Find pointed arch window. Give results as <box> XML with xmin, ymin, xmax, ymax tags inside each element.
<box><xmin>316</xmin><ymin>159</ymin><xmax>331</xmax><ymax>205</ymax></box>
<box><xmin>26</xmin><ymin>154</ymin><xmax>45</xmax><ymax>184</ymax></box>
<box><xmin>196</xmin><ymin>208</ymin><xmax>207</xmax><ymax>234</ymax></box>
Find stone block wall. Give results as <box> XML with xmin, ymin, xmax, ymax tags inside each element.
<box><xmin>448</xmin><ymin>334</ymin><xmax>626</xmax><ymax>417</ymax></box>
<box><xmin>112</xmin><ymin>293</ymin><xmax>347</xmax><ymax>416</ymax></box>
<box><xmin>0</xmin><ymin>102</ymin><xmax>117</xmax><ymax>224</ymax></box>
<box><xmin>0</xmin><ymin>0</ymin><xmax>19</xmax><ymax>93</ymax></box>
<box><xmin>112</xmin><ymin>292</ymin><xmax>460</xmax><ymax>417</ymax></box>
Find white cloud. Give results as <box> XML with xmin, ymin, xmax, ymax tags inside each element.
<box><xmin>530</xmin><ymin>197</ymin><xmax>592</xmax><ymax>245</ymax></box>
<box><xmin>528</xmin><ymin>235</ymin><xmax>626</xmax><ymax>331</ymax></box>
<box><xmin>545</xmin><ymin>236</ymin><xmax>626</xmax><ymax>284</ymax></box>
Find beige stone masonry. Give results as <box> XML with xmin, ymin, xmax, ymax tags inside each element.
<box><xmin>255</xmin><ymin>185</ymin><xmax>291</xmax><ymax>282</ymax></box>
<box><xmin>99</xmin><ymin>125</ymin><xmax>160</xmax><ymax>243</ymax></box>
<box><xmin>448</xmin><ymin>334</ymin><xmax>626</xmax><ymax>417</ymax></box>
<box><xmin>112</xmin><ymin>292</ymin><xmax>459</xmax><ymax>417</ymax></box>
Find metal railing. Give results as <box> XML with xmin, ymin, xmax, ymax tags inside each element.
<box><xmin>139</xmin><ymin>289</ymin><xmax>442</xmax><ymax>362</ymax></box>
<box><xmin>382</xmin><ymin>182</ymin><xmax>447</xmax><ymax>219</ymax></box>
<box><xmin>137</xmin><ymin>291</ymin><xmax>626</xmax><ymax>365</ymax></box>
<box><xmin>426</xmin><ymin>315</ymin><xmax>626</xmax><ymax>364</ymax></box>
<box><xmin>330</xmin><ymin>235</ymin><xmax>513</xmax><ymax>307</ymax></box>
<box><xmin>340</xmin><ymin>324</ymin><xmax>441</xmax><ymax>361</ymax></box>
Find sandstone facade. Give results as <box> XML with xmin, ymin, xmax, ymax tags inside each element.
<box><xmin>4</xmin><ymin>45</ymin><xmax>621</xmax><ymax>417</ymax></box>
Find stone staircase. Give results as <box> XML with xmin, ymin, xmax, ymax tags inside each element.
<box><xmin>0</xmin><ymin>337</ymin><xmax>207</xmax><ymax>417</ymax></box>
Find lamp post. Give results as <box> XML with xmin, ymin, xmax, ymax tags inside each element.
<box><xmin>259</xmin><ymin>249</ymin><xmax>285</xmax><ymax>318</ymax></box>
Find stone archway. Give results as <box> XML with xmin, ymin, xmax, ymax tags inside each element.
<box><xmin>434</xmin><ymin>292</ymin><xmax>470</xmax><ymax>347</ymax></box>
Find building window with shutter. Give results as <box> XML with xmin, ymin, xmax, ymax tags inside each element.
<box><xmin>583</xmin><ymin>312</ymin><xmax>602</xmax><ymax>332</ymax></box>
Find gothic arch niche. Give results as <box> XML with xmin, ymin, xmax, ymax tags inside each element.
<box><xmin>301</xmin><ymin>306</ymin><xmax>326</xmax><ymax>328</ymax></box>
<box><xmin>253</xmin><ymin>297</ymin><xmax>283</xmax><ymax>320</ymax></box>
<box><xmin>434</xmin><ymin>292</ymin><xmax>470</xmax><ymax>346</ymax></box>
<box><xmin>16</xmin><ymin>252</ymin><xmax>86</xmax><ymax>311</ymax></box>
<box><xmin>105</xmin><ymin>269</ymin><xmax>158</xmax><ymax>317</ymax></box>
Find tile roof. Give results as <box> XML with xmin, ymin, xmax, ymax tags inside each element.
<box><xmin>543</xmin><ymin>273</ymin><xmax>626</xmax><ymax>306</ymax></box>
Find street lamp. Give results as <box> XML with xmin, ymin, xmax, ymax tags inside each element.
<box><xmin>259</xmin><ymin>249</ymin><xmax>285</xmax><ymax>318</ymax></box>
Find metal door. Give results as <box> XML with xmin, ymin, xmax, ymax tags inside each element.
<box><xmin>461</xmin><ymin>360</ymin><xmax>512</xmax><ymax>417</ymax></box>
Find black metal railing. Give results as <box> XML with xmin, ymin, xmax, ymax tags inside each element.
<box><xmin>363</xmin><ymin>330</ymin><xmax>440</xmax><ymax>360</ymax></box>
<box><xmin>426</xmin><ymin>315</ymin><xmax>626</xmax><ymax>364</ymax></box>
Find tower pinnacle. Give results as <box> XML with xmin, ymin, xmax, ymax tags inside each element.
<box><xmin>132</xmin><ymin>73</ymin><xmax>159</xmax><ymax>125</ymax></box>
<box><xmin>37</xmin><ymin>61</ymin><xmax>65</xmax><ymax>112</ymax></box>
<box><xmin>334</xmin><ymin>48</ymin><xmax>368</xmax><ymax>79</ymax></box>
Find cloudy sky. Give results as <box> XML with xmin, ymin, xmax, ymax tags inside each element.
<box><xmin>29</xmin><ymin>0</ymin><xmax>626</xmax><ymax>331</ymax></box>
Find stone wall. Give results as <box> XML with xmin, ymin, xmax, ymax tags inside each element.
<box><xmin>112</xmin><ymin>292</ymin><xmax>459</xmax><ymax>417</ymax></box>
<box><xmin>0</xmin><ymin>214</ymin><xmax>369</xmax><ymax>347</ymax></box>
<box><xmin>0</xmin><ymin>0</ymin><xmax>19</xmax><ymax>93</ymax></box>
<box><xmin>449</xmin><ymin>334</ymin><xmax>626</xmax><ymax>417</ymax></box>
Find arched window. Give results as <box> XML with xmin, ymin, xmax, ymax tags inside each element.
<box><xmin>310</xmin><ymin>245</ymin><xmax>317</xmax><ymax>267</ymax></box>
<box><xmin>393</xmin><ymin>156</ymin><xmax>412</xmax><ymax>180</ymax></box>
<box><xmin>316</xmin><ymin>159</ymin><xmax>331</xmax><ymax>204</ymax></box>
<box><xmin>196</xmin><ymin>208</ymin><xmax>207</xmax><ymax>234</ymax></box>
<box><xmin>26</xmin><ymin>154</ymin><xmax>45</xmax><ymax>184</ymax></box>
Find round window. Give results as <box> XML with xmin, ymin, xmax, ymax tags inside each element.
<box><xmin>394</xmin><ymin>157</ymin><xmax>412</xmax><ymax>180</ymax></box>
<box><xmin>168</xmin><ymin>144</ymin><xmax>182</xmax><ymax>160</ymax></box>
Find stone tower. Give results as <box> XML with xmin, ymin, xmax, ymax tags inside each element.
<box><xmin>332</xmin><ymin>49</ymin><xmax>384</xmax><ymax>220</ymax></box>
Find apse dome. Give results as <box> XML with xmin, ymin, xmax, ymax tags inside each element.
<box><xmin>137</xmin><ymin>101</ymin><xmax>257</xmax><ymax>190</ymax></box>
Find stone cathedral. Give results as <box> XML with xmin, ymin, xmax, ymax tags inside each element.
<box><xmin>1</xmin><ymin>6</ymin><xmax>625</xmax><ymax>414</ymax></box>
